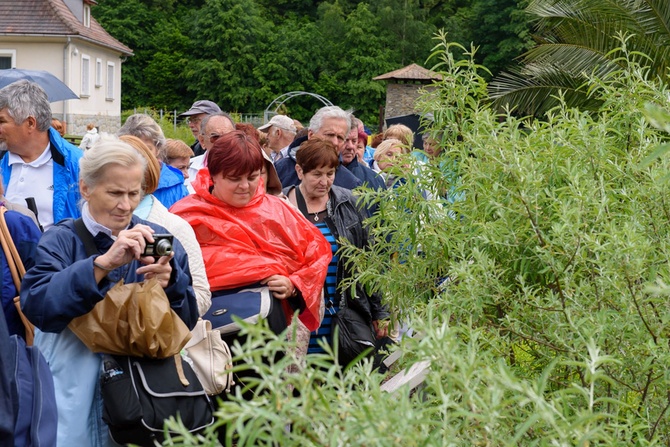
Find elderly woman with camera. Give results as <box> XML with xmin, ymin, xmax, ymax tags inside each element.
<box><xmin>20</xmin><ymin>136</ymin><xmax>198</xmax><ymax>447</ymax></box>
<box><xmin>121</xmin><ymin>134</ymin><xmax>212</xmax><ymax>316</ymax></box>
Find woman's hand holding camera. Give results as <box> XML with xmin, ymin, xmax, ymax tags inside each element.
<box><xmin>136</xmin><ymin>253</ymin><xmax>173</xmax><ymax>288</ymax></box>
<box><xmin>93</xmin><ymin>225</ymin><xmax>173</xmax><ymax>287</ymax></box>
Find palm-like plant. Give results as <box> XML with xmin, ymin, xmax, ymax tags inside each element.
<box><xmin>489</xmin><ymin>0</ymin><xmax>670</xmax><ymax>117</ymax></box>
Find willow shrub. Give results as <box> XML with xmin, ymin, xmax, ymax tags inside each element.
<box><xmin>167</xmin><ymin>35</ymin><xmax>670</xmax><ymax>446</ymax></box>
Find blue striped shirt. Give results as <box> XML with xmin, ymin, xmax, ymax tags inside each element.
<box><xmin>308</xmin><ymin>221</ymin><xmax>339</xmax><ymax>354</ymax></box>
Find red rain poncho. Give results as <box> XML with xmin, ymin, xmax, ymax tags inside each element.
<box><xmin>170</xmin><ymin>169</ymin><xmax>331</xmax><ymax>331</ymax></box>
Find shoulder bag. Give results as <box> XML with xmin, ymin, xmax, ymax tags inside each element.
<box><xmin>203</xmin><ymin>284</ymin><xmax>287</xmax><ymax>336</ymax></box>
<box><xmin>331</xmin><ymin>297</ymin><xmax>377</xmax><ymax>366</ymax></box>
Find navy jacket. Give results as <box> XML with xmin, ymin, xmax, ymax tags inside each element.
<box><xmin>275</xmin><ymin>136</ymin><xmax>362</xmax><ymax>190</ymax></box>
<box><xmin>343</xmin><ymin>157</ymin><xmax>386</xmax><ymax>191</ymax></box>
<box><xmin>21</xmin><ymin>216</ymin><xmax>197</xmax><ymax>333</ymax></box>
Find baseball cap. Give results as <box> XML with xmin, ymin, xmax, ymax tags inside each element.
<box><xmin>258</xmin><ymin>115</ymin><xmax>296</xmax><ymax>133</ymax></box>
<box><xmin>178</xmin><ymin>100</ymin><xmax>222</xmax><ymax>118</ymax></box>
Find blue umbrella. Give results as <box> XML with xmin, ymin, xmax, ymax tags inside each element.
<box><xmin>0</xmin><ymin>69</ymin><xmax>79</xmax><ymax>102</ymax></box>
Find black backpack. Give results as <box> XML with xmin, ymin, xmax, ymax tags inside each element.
<box><xmin>100</xmin><ymin>354</ymin><xmax>215</xmax><ymax>446</ymax></box>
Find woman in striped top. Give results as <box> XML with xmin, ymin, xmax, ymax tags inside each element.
<box><xmin>284</xmin><ymin>138</ymin><xmax>390</xmax><ymax>360</ymax></box>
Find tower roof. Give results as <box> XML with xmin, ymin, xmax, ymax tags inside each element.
<box><xmin>373</xmin><ymin>63</ymin><xmax>441</xmax><ymax>82</ymax></box>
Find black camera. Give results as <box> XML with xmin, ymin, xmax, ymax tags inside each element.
<box><xmin>142</xmin><ymin>234</ymin><xmax>174</xmax><ymax>257</ymax></box>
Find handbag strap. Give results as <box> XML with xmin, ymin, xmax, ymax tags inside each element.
<box><xmin>0</xmin><ymin>206</ymin><xmax>35</xmax><ymax>345</ymax></box>
<box><xmin>173</xmin><ymin>353</ymin><xmax>190</xmax><ymax>387</ymax></box>
<box><xmin>294</xmin><ymin>187</ymin><xmax>343</xmax><ymax>310</ymax></box>
<box><xmin>0</xmin><ymin>206</ymin><xmax>26</xmax><ymax>289</ymax></box>
<box><xmin>73</xmin><ymin>218</ymin><xmax>99</xmax><ymax>257</ymax></box>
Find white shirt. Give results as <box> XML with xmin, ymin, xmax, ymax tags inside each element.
<box><xmin>271</xmin><ymin>145</ymin><xmax>290</xmax><ymax>162</ymax></box>
<box><xmin>185</xmin><ymin>154</ymin><xmax>206</xmax><ymax>194</ymax></box>
<box><xmin>6</xmin><ymin>144</ymin><xmax>55</xmax><ymax>230</ymax></box>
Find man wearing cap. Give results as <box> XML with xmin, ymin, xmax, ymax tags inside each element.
<box><xmin>258</xmin><ymin>115</ymin><xmax>296</xmax><ymax>162</ymax></box>
<box><xmin>178</xmin><ymin>100</ymin><xmax>222</xmax><ymax>157</ymax></box>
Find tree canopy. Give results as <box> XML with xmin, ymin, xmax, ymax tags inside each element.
<box><xmin>489</xmin><ymin>0</ymin><xmax>670</xmax><ymax>117</ymax></box>
<box><xmin>93</xmin><ymin>0</ymin><xmax>531</xmax><ymax>126</ymax></box>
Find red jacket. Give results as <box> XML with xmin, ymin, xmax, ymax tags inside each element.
<box><xmin>171</xmin><ymin>169</ymin><xmax>331</xmax><ymax>331</ymax></box>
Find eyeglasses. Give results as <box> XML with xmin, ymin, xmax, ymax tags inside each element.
<box><xmin>209</xmin><ymin>133</ymin><xmax>222</xmax><ymax>144</ymax></box>
<box><xmin>187</xmin><ymin>116</ymin><xmax>202</xmax><ymax>125</ymax></box>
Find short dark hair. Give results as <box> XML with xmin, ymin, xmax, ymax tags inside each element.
<box><xmin>295</xmin><ymin>138</ymin><xmax>339</xmax><ymax>174</ymax></box>
<box><xmin>206</xmin><ymin>130</ymin><xmax>263</xmax><ymax>179</ymax></box>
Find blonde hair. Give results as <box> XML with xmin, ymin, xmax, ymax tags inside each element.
<box><xmin>118</xmin><ymin>135</ymin><xmax>160</xmax><ymax>195</ymax></box>
<box><xmin>383</xmin><ymin>124</ymin><xmax>413</xmax><ymax>147</ymax></box>
<box><xmin>373</xmin><ymin>138</ymin><xmax>406</xmax><ymax>162</ymax></box>
<box><xmin>164</xmin><ymin>138</ymin><xmax>194</xmax><ymax>161</ymax></box>
<box><xmin>80</xmin><ymin>135</ymin><xmax>147</xmax><ymax>189</ymax></box>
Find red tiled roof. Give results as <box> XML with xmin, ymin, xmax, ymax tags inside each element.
<box><xmin>373</xmin><ymin>63</ymin><xmax>442</xmax><ymax>81</ymax></box>
<box><xmin>0</xmin><ymin>0</ymin><xmax>132</xmax><ymax>56</ymax></box>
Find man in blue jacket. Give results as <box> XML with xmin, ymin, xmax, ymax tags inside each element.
<box><xmin>341</xmin><ymin>123</ymin><xmax>386</xmax><ymax>191</ymax></box>
<box><xmin>0</xmin><ymin>80</ymin><xmax>82</xmax><ymax>230</ymax></box>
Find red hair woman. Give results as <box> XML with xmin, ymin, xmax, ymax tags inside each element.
<box><xmin>171</xmin><ymin>131</ymin><xmax>330</xmax><ymax>339</ymax></box>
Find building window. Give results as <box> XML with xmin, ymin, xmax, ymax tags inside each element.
<box><xmin>0</xmin><ymin>49</ymin><xmax>16</xmax><ymax>69</ymax></box>
<box><xmin>106</xmin><ymin>62</ymin><xmax>115</xmax><ymax>100</ymax></box>
<box><xmin>95</xmin><ymin>58</ymin><xmax>102</xmax><ymax>87</ymax></box>
<box><xmin>81</xmin><ymin>55</ymin><xmax>91</xmax><ymax>97</ymax></box>
<box><xmin>84</xmin><ymin>5</ymin><xmax>91</xmax><ymax>27</ymax></box>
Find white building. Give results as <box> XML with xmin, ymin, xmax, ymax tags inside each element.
<box><xmin>0</xmin><ymin>0</ymin><xmax>133</xmax><ymax>135</ymax></box>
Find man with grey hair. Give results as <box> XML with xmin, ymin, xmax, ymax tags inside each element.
<box><xmin>0</xmin><ymin>80</ymin><xmax>82</xmax><ymax>229</ymax></box>
<box><xmin>274</xmin><ymin>105</ymin><xmax>362</xmax><ymax>189</ymax></box>
<box><xmin>185</xmin><ymin>112</ymin><xmax>235</xmax><ymax>193</ymax></box>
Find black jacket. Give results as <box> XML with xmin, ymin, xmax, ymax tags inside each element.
<box><xmin>284</xmin><ymin>184</ymin><xmax>389</xmax><ymax>323</ymax></box>
<box><xmin>191</xmin><ymin>140</ymin><xmax>205</xmax><ymax>158</ymax></box>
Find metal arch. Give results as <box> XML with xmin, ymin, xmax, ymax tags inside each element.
<box><xmin>263</xmin><ymin>91</ymin><xmax>333</xmax><ymax>122</ymax></box>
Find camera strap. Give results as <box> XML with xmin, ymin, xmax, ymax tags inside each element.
<box><xmin>73</xmin><ymin>218</ymin><xmax>100</xmax><ymax>258</ymax></box>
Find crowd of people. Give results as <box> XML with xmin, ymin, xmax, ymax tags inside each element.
<box><xmin>0</xmin><ymin>79</ymin><xmax>448</xmax><ymax>446</ymax></box>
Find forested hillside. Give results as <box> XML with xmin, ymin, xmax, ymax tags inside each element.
<box><xmin>92</xmin><ymin>0</ymin><xmax>531</xmax><ymax>124</ymax></box>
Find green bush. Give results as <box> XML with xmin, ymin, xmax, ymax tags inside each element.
<box><xmin>121</xmin><ymin>107</ymin><xmax>194</xmax><ymax>143</ymax></box>
<box><xmin>167</xmin><ymin>34</ymin><xmax>670</xmax><ymax>445</ymax></box>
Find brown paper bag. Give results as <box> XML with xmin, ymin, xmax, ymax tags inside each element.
<box><xmin>69</xmin><ymin>278</ymin><xmax>191</xmax><ymax>358</ymax></box>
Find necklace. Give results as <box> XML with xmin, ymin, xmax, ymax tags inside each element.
<box><xmin>298</xmin><ymin>185</ymin><xmax>328</xmax><ymax>222</ymax></box>
<box><xmin>311</xmin><ymin>209</ymin><xmax>327</xmax><ymax>222</ymax></box>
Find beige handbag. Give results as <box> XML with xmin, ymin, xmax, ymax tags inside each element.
<box><xmin>183</xmin><ymin>318</ymin><xmax>234</xmax><ymax>395</ymax></box>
